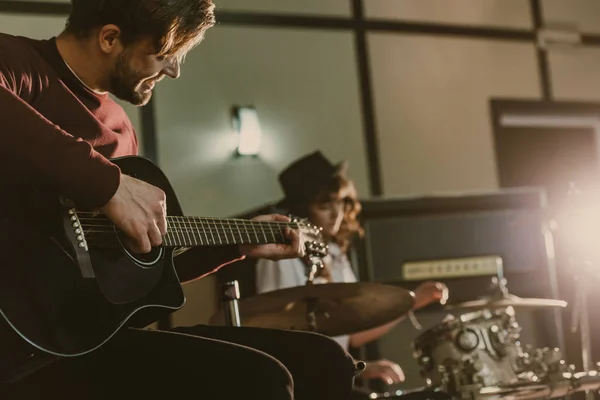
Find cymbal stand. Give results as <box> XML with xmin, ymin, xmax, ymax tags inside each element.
<box><xmin>571</xmin><ymin>269</ymin><xmax>595</xmax><ymax>400</ymax></box>
<box><xmin>304</xmin><ymin>258</ymin><xmax>324</xmax><ymax>332</ymax></box>
<box><xmin>305</xmin><ymin>257</ymin><xmax>324</xmax><ymax>284</ymax></box>
<box><xmin>221</xmin><ymin>281</ymin><xmax>242</xmax><ymax>327</ymax></box>
<box><xmin>305</xmin><ymin>297</ymin><xmax>318</xmax><ymax>332</ymax></box>
<box><xmin>490</xmin><ymin>276</ymin><xmax>510</xmax><ymax>298</ymax></box>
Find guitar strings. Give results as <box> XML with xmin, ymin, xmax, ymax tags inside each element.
<box><xmin>76</xmin><ymin>223</ymin><xmax>292</xmax><ymax>237</ymax></box>
<box><xmin>70</xmin><ymin>212</ymin><xmax>322</xmax><ymax>248</ymax></box>
<box><xmin>76</xmin><ymin>212</ymin><xmax>303</xmax><ymax>227</ymax></box>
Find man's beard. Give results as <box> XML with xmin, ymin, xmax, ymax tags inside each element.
<box><xmin>109</xmin><ymin>52</ymin><xmax>152</xmax><ymax>106</ymax></box>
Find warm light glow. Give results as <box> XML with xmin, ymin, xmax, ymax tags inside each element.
<box><xmin>555</xmin><ymin>185</ymin><xmax>600</xmax><ymax>265</ymax></box>
<box><xmin>233</xmin><ymin>106</ymin><xmax>262</xmax><ymax>156</ymax></box>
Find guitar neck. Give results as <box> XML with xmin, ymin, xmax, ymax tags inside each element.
<box><xmin>162</xmin><ymin>216</ymin><xmax>294</xmax><ymax>247</ymax></box>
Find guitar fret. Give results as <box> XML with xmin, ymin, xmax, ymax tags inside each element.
<box><xmin>268</xmin><ymin>222</ymin><xmax>276</xmax><ymax>243</ymax></box>
<box><xmin>186</xmin><ymin>217</ymin><xmax>200</xmax><ymax>246</ymax></box>
<box><xmin>215</xmin><ymin>219</ymin><xmax>227</xmax><ymax>244</ymax></box>
<box><xmin>215</xmin><ymin>219</ymin><xmax>223</xmax><ymax>245</ymax></box>
<box><xmin>226</xmin><ymin>220</ymin><xmax>233</xmax><ymax>245</ymax></box>
<box><xmin>261</xmin><ymin>223</ymin><xmax>268</xmax><ymax>244</ymax></box>
<box><xmin>233</xmin><ymin>219</ymin><xmax>242</xmax><ymax>245</ymax></box>
<box><xmin>173</xmin><ymin>217</ymin><xmax>183</xmax><ymax>246</ymax></box>
<box><xmin>254</xmin><ymin>228</ymin><xmax>260</xmax><ymax>244</ymax></box>
<box><xmin>181</xmin><ymin>217</ymin><xmax>189</xmax><ymax>246</ymax></box>
<box><xmin>245</xmin><ymin>221</ymin><xmax>252</xmax><ymax>244</ymax></box>
<box><xmin>187</xmin><ymin>216</ymin><xmax>199</xmax><ymax>246</ymax></box>
<box><xmin>203</xmin><ymin>219</ymin><xmax>214</xmax><ymax>245</ymax></box>
<box><xmin>165</xmin><ymin>222</ymin><xmax>173</xmax><ymax>246</ymax></box>
<box><xmin>167</xmin><ymin>218</ymin><xmax>176</xmax><ymax>246</ymax></box>
<box><xmin>177</xmin><ymin>217</ymin><xmax>186</xmax><ymax>246</ymax></box>
<box><xmin>192</xmin><ymin>217</ymin><xmax>203</xmax><ymax>245</ymax></box>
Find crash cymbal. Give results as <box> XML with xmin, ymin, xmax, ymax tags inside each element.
<box><xmin>210</xmin><ymin>282</ymin><xmax>415</xmax><ymax>336</ymax></box>
<box><xmin>445</xmin><ymin>293</ymin><xmax>567</xmax><ymax>311</ymax></box>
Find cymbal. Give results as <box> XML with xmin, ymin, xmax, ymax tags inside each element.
<box><xmin>210</xmin><ymin>282</ymin><xmax>415</xmax><ymax>336</ymax></box>
<box><xmin>445</xmin><ymin>293</ymin><xmax>567</xmax><ymax>311</ymax></box>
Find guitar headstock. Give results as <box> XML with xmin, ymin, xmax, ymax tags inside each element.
<box><xmin>289</xmin><ymin>215</ymin><xmax>328</xmax><ymax>259</ymax></box>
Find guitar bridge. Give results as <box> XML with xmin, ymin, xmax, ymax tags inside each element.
<box><xmin>60</xmin><ymin>198</ymin><xmax>95</xmax><ymax>279</ymax></box>
<box><xmin>68</xmin><ymin>208</ymin><xmax>88</xmax><ymax>251</ymax></box>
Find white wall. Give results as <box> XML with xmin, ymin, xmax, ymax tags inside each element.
<box><xmin>369</xmin><ymin>35</ymin><xmax>540</xmax><ymax>196</ymax></box>
<box><xmin>215</xmin><ymin>0</ymin><xmax>350</xmax><ymax>17</ymax></box>
<box><xmin>542</xmin><ymin>0</ymin><xmax>600</xmax><ymax>103</ymax></box>
<box><xmin>549</xmin><ymin>47</ymin><xmax>600</xmax><ymax>102</ymax></box>
<box><xmin>365</xmin><ymin>0</ymin><xmax>532</xmax><ymax>29</ymax></box>
<box><xmin>542</xmin><ymin>0</ymin><xmax>600</xmax><ymax>35</ymax></box>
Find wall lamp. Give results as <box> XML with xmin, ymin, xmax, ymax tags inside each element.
<box><xmin>232</xmin><ymin>106</ymin><xmax>262</xmax><ymax>157</ymax></box>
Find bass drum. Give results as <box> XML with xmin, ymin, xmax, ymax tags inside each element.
<box><xmin>412</xmin><ymin>307</ymin><xmax>524</xmax><ymax>396</ymax></box>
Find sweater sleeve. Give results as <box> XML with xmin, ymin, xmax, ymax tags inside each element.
<box><xmin>0</xmin><ymin>36</ymin><xmax>120</xmax><ymax>209</ymax></box>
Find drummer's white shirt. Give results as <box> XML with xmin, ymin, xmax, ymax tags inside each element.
<box><xmin>255</xmin><ymin>242</ymin><xmax>357</xmax><ymax>350</ymax></box>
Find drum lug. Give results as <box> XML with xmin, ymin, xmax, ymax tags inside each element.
<box><xmin>463</xmin><ymin>357</ymin><xmax>483</xmax><ymax>376</ymax></box>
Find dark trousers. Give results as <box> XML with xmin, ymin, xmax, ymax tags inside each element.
<box><xmin>3</xmin><ymin>325</ymin><xmax>356</xmax><ymax>400</ymax></box>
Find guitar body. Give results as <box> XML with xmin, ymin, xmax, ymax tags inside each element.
<box><xmin>0</xmin><ymin>157</ymin><xmax>185</xmax><ymax>382</ymax></box>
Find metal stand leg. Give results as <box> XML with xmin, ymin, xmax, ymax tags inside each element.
<box><xmin>221</xmin><ymin>280</ymin><xmax>241</xmax><ymax>327</ymax></box>
<box><xmin>571</xmin><ymin>273</ymin><xmax>595</xmax><ymax>400</ymax></box>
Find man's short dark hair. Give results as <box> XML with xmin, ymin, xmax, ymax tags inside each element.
<box><xmin>65</xmin><ymin>0</ymin><xmax>215</xmax><ymax>56</ymax></box>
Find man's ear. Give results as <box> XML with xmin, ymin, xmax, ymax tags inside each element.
<box><xmin>97</xmin><ymin>24</ymin><xmax>123</xmax><ymax>55</ymax></box>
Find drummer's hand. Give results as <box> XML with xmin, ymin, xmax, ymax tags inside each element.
<box><xmin>361</xmin><ymin>359</ymin><xmax>405</xmax><ymax>385</ymax></box>
<box><xmin>413</xmin><ymin>281</ymin><xmax>449</xmax><ymax>310</ymax></box>
<box><xmin>239</xmin><ymin>214</ymin><xmax>305</xmax><ymax>260</ymax></box>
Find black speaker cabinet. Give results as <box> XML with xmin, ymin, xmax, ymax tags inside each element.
<box><xmin>351</xmin><ymin>187</ymin><xmax>566</xmax><ymax>391</ymax></box>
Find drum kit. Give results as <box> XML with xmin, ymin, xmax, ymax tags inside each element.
<box><xmin>211</xmin><ymin>275</ymin><xmax>600</xmax><ymax>400</ymax></box>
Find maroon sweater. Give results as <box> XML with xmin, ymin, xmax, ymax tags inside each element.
<box><xmin>0</xmin><ymin>34</ymin><xmax>241</xmax><ymax>282</ymax></box>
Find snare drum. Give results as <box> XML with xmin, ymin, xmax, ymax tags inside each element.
<box><xmin>412</xmin><ymin>307</ymin><xmax>524</xmax><ymax>396</ymax></box>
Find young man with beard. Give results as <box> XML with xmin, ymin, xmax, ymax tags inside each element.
<box><xmin>0</xmin><ymin>1</ymin><xmax>355</xmax><ymax>399</ymax></box>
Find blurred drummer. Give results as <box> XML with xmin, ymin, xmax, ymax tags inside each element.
<box><xmin>255</xmin><ymin>151</ymin><xmax>449</xmax><ymax>385</ymax></box>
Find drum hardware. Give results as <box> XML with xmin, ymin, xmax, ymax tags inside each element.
<box><xmin>220</xmin><ymin>280</ymin><xmax>242</xmax><ymax>327</ymax></box>
<box><xmin>412</xmin><ymin>307</ymin><xmax>525</xmax><ymax>396</ymax></box>
<box><xmin>304</xmin><ymin>256</ymin><xmax>325</xmax><ymax>285</ymax></box>
<box><xmin>475</xmin><ymin>365</ymin><xmax>600</xmax><ymax>400</ymax></box>
<box><xmin>353</xmin><ymin>385</ymin><xmax>452</xmax><ymax>400</ymax></box>
<box><xmin>445</xmin><ymin>278</ymin><xmax>567</xmax><ymax>311</ymax></box>
<box><xmin>354</xmin><ymin>360</ymin><xmax>367</xmax><ymax>377</ymax></box>
<box><xmin>411</xmin><ymin>291</ymin><xmax>600</xmax><ymax>400</ymax></box>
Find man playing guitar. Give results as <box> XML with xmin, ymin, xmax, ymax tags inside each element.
<box><xmin>0</xmin><ymin>1</ymin><xmax>355</xmax><ymax>399</ymax></box>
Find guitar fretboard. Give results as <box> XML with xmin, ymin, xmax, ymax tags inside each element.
<box><xmin>163</xmin><ymin>216</ymin><xmax>292</xmax><ymax>247</ymax></box>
